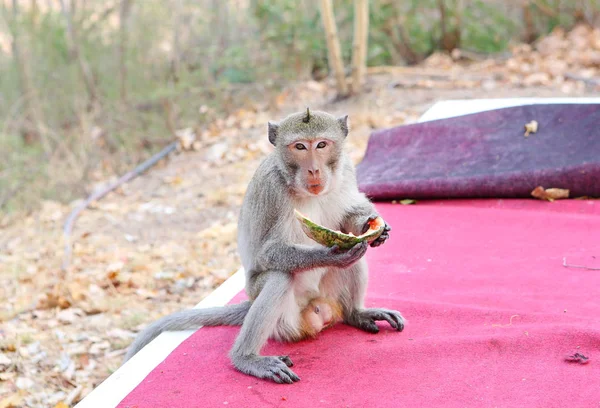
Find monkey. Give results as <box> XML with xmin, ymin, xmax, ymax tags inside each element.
<box><xmin>124</xmin><ymin>296</ymin><xmax>341</xmax><ymax>366</ymax></box>
<box><xmin>297</xmin><ymin>296</ymin><xmax>344</xmax><ymax>340</ymax></box>
<box><xmin>124</xmin><ymin>108</ymin><xmax>404</xmax><ymax>384</ymax></box>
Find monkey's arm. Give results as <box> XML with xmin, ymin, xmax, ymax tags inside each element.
<box><xmin>341</xmin><ymin>199</ymin><xmax>391</xmax><ymax>248</ymax></box>
<box><xmin>256</xmin><ymin>239</ymin><xmax>367</xmax><ymax>273</ymax></box>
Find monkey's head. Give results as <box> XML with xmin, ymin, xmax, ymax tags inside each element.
<box><xmin>300</xmin><ymin>297</ymin><xmax>343</xmax><ymax>337</ymax></box>
<box><xmin>268</xmin><ymin>108</ymin><xmax>349</xmax><ymax>197</ymax></box>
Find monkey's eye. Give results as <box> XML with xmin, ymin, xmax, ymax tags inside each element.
<box><xmin>316</xmin><ymin>141</ymin><xmax>327</xmax><ymax>149</ymax></box>
<box><xmin>295</xmin><ymin>143</ymin><xmax>306</xmax><ymax>150</ymax></box>
<box><xmin>314</xmin><ymin>306</ymin><xmax>320</xmax><ymax>314</ymax></box>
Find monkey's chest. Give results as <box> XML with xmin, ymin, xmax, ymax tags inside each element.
<box><xmin>290</xmin><ymin>197</ymin><xmax>346</xmax><ymax>299</ymax></box>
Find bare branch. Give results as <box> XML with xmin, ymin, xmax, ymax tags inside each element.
<box><xmin>62</xmin><ymin>141</ymin><xmax>179</xmax><ymax>272</ymax></box>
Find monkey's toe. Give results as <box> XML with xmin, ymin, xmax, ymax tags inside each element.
<box><xmin>357</xmin><ymin>319</ymin><xmax>380</xmax><ymax>334</ymax></box>
<box><xmin>278</xmin><ymin>355</ymin><xmax>294</xmax><ymax>367</ymax></box>
<box><xmin>263</xmin><ymin>357</ymin><xmax>300</xmax><ymax>384</ymax></box>
<box><xmin>355</xmin><ymin>308</ymin><xmax>405</xmax><ymax>332</ymax></box>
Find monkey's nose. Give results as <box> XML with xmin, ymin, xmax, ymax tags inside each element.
<box><xmin>308</xmin><ymin>169</ymin><xmax>320</xmax><ymax>177</ymax></box>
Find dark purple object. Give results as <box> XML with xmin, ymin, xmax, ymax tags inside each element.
<box><xmin>357</xmin><ymin>104</ymin><xmax>600</xmax><ymax>199</ymax></box>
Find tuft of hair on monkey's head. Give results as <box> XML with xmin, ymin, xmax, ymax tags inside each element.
<box><xmin>267</xmin><ymin>108</ymin><xmax>349</xmax><ymax>147</ymax></box>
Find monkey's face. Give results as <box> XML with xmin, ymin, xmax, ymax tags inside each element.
<box><xmin>304</xmin><ymin>300</ymin><xmax>335</xmax><ymax>333</ymax></box>
<box><xmin>284</xmin><ymin>138</ymin><xmax>339</xmax><ymax>196</ymax></box>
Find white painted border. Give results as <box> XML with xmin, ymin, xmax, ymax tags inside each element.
<box><xmin>77</xmin><ymin>97</ymin><xmax>600</xmax><ymax>408</ymax></box>
<box><xmin>75</xmin><ymin>269</ymin><xmax>245</xmax><ymax>408</ymax></box>
<box><xmin>418</xmin><ymin>97</ymin><xmax>600</xmax><ymax>122</ymax></box>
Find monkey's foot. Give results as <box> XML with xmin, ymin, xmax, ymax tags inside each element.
<box><xmin>233</xmin><ymin>355</ymin><xmax>300</xmax><ymax>384</ymax></box>
<box><xmin>348</xmin><ymin>308</ymin><xmax>405</xmax><ymax>333</ymax></box>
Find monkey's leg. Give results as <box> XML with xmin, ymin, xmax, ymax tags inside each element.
<box><xmin>229</xmin><ymin>272</ymin><xmax>300</xmax><ymax>384</ymax></box>
<box><xmin>342</xmin><ymin>259</ymin><xmax>405</xmax><ymax>334</ymax></box>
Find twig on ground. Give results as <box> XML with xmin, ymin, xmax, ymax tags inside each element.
<box><xmin>492</xmin><ymin>314</ymin><xmax>519</xmax><ymax>327</ymax></box>
<box><xmin>61</xmin><ymin>141</ymin><xmax>179</xmax><ymax>272</ymax></box>
<box><xmin>562</xmin><ymin>257</ymin><xmax>600</xmax><ymax>271</ymax></box>
<box><xmin>64</xmin><ymin>385</ymin><xmax>84</xmax><ymax>406</ymax></box>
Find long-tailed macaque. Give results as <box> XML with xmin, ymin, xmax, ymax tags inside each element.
<box><xmin>297</xmin><ymin>296</ymin><xmax>343</xmax><ymax>340</ymax></box>
<box><xmin>124</xmin><ymin>109</ymin><xmax>404</xmax><ymax>384</ymax></box>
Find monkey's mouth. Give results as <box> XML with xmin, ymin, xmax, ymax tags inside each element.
<box><xmin>307</xmin><ymin>184</ymin><xmax>324</xmax><ymax>195</ymax></box>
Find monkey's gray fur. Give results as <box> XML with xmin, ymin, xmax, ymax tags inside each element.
<box><xmin>124</xmin><ymin>109</ymin><xmax>403</xmax><ymax>384</ymax></box>
<box><xmin>124</xmin><ymin>302</ymin><xmax>251</xmax><ymax>360</ymax></box>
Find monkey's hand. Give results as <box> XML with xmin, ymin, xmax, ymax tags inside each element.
<box><xmin>363</xmin><ymin>216</ymin><xmax>391</xmax><ymax>248</ymax></box>
<box><xmin>347</xmin><ymin>308</ymin><xmax>405</xmax><ymax>333</ymax></box>
<box><xmin>233</xmin><ymin>354</ymin><xmax>300</xmax><ymax>384</ymax></box>
<box><xmin>328</xmin><ymin>241</ymin><xmax>368</xmax><ymax>268</ymax></box>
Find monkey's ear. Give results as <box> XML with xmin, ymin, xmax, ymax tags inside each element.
<box><xmin>337</xmin><ymin>115</ymin><xmax>349</xmax><ymax>138</ymax></box>
<box><xmin>268</xmin><ymin>122</ymin><xmax>279</xmax><ymax>145</ymax></box>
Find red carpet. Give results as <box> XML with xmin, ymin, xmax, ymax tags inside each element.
<box><xmin>119</xmin><ymin>199</ymin><xmax>600</xmax><ymax>408</ymax></box>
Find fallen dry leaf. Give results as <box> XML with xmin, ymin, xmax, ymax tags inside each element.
<box><xmin>175</xmin><ymin>128</ymin><xmax>196</xmax><ymax>151</ymax></box>
<box><xmin>524</xmin><ymin>120</ymin><xmax>538</xmax><ymax>137</ymax></box>
<box><xmin>565</xmin><ymin>352</ymin><xmax>590</xmax><ymax>364</ymax></box>
<box><xmin>0</xmin><ymin>394</ymin><xmax>22</xmax><ymax>408</ymax></box>
<box><xmin>531</xmin><ymin>186</ymin><xmax>570</xmax><ymax>201</ymax></box>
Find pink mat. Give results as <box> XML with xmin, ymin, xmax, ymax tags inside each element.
<box><xmin>119</xmin><ymin>199</ymin><xmax>600</xmax><ymax>407</ymax></box>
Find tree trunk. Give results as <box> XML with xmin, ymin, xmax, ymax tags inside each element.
<box><xmin>438</xmin><ymin>0</ymin><xmax>461</xmax><ymax>52</ymax></box>
<box><xmin>318</xmin><ymin>0</ymin><xmax>348</xmax><ymax>97</ymax></box>
<box><xmin>58</xmin><ymin>0</ymin><xmax>98</xmax><ymax>106</ymax></box>
<box><xmin>171</xmin><ymin>0</ymin><xmax>183</xmax><ymax>83</ymax></box>
<box><xmin>9</xmin><ymin>0</ymin><xmax>51</xmax><ymax>154</ymax></box>
<box><xmin>522</xmin><ymin>1</ymin><xmax>538</xmax><ymax>43</ymax></box>
<box><xmin>351</xmin><ymin>0</ymin><xmax>369</xmax><ymax>94</ymax></box>
<box><xmin>118</xmin><ymin>0</ymin><xmax>134</xmax><ymax>102</ymax></box>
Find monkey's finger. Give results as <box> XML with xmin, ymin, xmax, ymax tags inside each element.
<box><xmin>370</xmin><ymin>234</ymin><xmax>388</xmax><ymax>247</ymax></box>
<box><xmin>362</xmin><ymin>215</ymin><xmax>379</xmax><ymax>233</ymax></box>
<box><xmin>370</xmin><ymin>239</ymin><xmax>383</xmax><ymax>248</ymax></box>
<box><xmin>349</xmin><ymin>241</ymin><xmax>368</xmax><ymax>258</ymax></box>
<box><xmin>385</xmin><ymin>224</ymin><xmax>392</xmax><ymax>232</ymax></box>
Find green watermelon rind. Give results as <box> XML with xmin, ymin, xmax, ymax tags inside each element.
<box><xmin>294</xmin><ymin>209</ymin><xmax>385</xmax><ymax>250</ymax></box>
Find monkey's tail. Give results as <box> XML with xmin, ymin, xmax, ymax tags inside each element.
<box><xmin>123</xmin><ymin>301</ymin><xmax>251</xmax><ymax>363</ymax></box>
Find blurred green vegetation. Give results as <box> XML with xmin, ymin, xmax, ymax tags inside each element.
<box><xmin>0</xmin><ymin>0</ymin><xmax>598</xmax><ymax>212</ymax></box>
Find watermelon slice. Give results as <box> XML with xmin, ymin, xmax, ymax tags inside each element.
<box><xmin>294</xmin><ymin>209</ymin><xmax>386</xmax><ymax>250</ymax></box>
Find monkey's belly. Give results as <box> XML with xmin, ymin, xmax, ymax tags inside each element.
<box><xmin>272</xmin><ymin>292</ymin><xmax>303</xmax><ymax>342</ymax></box>
<box><xmin>271</xmin><ymin>267</ymin><xmax>331</xmax><ymax>343</ymax></box>
<box><xmin>293</xmin><ymin>267</ymin><xmax>328</xmax><ymax>301</ymax></box>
